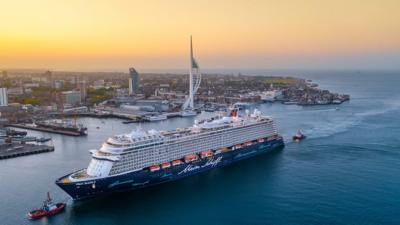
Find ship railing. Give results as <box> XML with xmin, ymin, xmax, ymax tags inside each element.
<box><xmin>119</xmin><ymin>120</ymin><xmax>275</xmax><ymax>152</ymax></box>
<box><xmin>69</xmin><ymin>169</ymin><xmax>92</xmax><ymax>181</ymax></box>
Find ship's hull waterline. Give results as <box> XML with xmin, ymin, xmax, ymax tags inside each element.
<box><xmin>56</xmin><ymin>138</ymin><xmax>284</xmax><ymax>200</ymax></box>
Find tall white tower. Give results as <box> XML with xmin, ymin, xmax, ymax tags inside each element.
<box><xmin>182</xmin><ymin>36</ymin><xmax>201</xmax><ymax>110</ymax></box>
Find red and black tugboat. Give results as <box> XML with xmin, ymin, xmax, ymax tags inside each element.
<box><xmin>27</xmin><ymin>192</ymin><xmax>66</xmax><ymax>220</ymax></box>
<box><xmin>293</xmin><ymin>130</ymin><xmax>306</xmax><ymax>142</ymax></box>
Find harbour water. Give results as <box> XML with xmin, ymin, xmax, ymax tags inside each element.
<box><xmin>1</xmin><ymin>71</ymin><xmax>400</xmax><ymax>225</ymax></box>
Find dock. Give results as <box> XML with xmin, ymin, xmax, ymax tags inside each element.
<box><xmin>0</xmin><ymin>144</ymin><xmax>54</xmax><ymax>160</ymax></box>
<box><xmin>6</xmin><ymin>124</ymin><xmax>85</xmax><ymax>136</ymax></box>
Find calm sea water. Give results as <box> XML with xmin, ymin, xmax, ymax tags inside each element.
<box><xmin>1</xmin><ymin>71</ymin><xmax>400</xmax><ymax>225</ymax></box>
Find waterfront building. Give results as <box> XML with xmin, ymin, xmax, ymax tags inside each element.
<box><xmin>0</xmin><ymin>88</ymin><xmax>8</xmax><ymax>106</ymax></box>
<box><xmin>128</xmin><ymin>68</ymin><xmax>139</xmax><ymax>95</ymax></box>
<box><xmin>7</xmin><ymin>87</ymin><xmax>24</xmax><ymax>95</ymax></box>
<box><xmin>62</xmin><ymin>91</ymin><xmax>81</xmax><ymax>105</ymax></box>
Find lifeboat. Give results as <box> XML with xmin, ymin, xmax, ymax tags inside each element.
<box><xmin>171</xmin><ymin>159</ymin><xmax>183</xmax><ymax>166</ymax></box>
<box><xmin>257</xmin><ymin>138</ymin><xmax>265</xmax><ymax>143</ymax></box>
<box><xmin>267</xmin><ymin>136</ymin><xmax>275</xmax><ymax>141</ymax></box>
<box><xmin>245</xmin><ymin>141</ymin><xmax>253</xmax><ymax>146</ymax></box>
<box><xmin>149</xmin><ymin>165</ymin><xmax>161</xmax><ymax>172</ymax></box>
<box><xmin>184</xmin><ymin>154</ymin><xmax>199</xmax><ymax>163</ymax></box>
<box><xmin>200</xmin><ymin>150</ymin><xmax>213</xmax><ymax>158</ymax></box>
<box><xmin>27</xmin><ymin>192</ymin><xmax>66</xmax><ymax>220</ymax></box>
<box><xmin>234</xmin><ymin>144</ymin><xmax>242</xmax><ymax>150</ymax></box>
<box><xmin>216</xmin><ymin>147</ymin><xmax>230</xmax><ymax>154</ymax></box>
<box><xmin>161</xmin><ymin>162</ymin><xmax>171</xmax><ymax>169</ymax></box>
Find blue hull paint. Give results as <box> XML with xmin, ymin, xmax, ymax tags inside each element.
<box><xmin>56</xmin><ymin>138</ymin><xmax>284</xmax><ymax>200</ymax></box>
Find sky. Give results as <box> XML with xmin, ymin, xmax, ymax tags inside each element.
<box><xmin>0</xmin><ymin>0</ymin><xmax>399</xmax><ymax>71</ymax></box>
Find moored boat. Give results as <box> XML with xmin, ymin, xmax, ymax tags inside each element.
<box><xmin>180</xmin><ymin>110</ymin><xmax>197</xmax><ymax>117</ymax></box>
<box><xmin>144</xmin><ymin>114</ymin><xmax>167</xmax><ymax>122</ymax></box>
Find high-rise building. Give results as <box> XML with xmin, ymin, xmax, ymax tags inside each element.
<box><xmin>0</xmin><ymin>88</ymin><xmax>8</xmax><ymax>106</ymax></box>
<box><xmin>128</xmin><ymin>68</ymin><xmax>139</xmax><ymax>95</ymax></box>
<box><xmin>79</xmin><ymin>78</ymin><xmax>87</xmax><ymax>102</ymax></box>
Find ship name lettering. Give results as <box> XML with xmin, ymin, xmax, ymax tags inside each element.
<box><xmin>178</xmin><ymin>157</ymin><xmax>222</xmax><ymax>175</ymax></box>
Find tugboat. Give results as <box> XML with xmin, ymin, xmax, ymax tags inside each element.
<box><xmin>27</xmin><ymin>192</ymin><xmax>66</xmax><ymax>220</ymax></box>
<box><xmin>292</xmin><ymin>130</ymin><xmax>306</xmax><ymax>142</ymax></box>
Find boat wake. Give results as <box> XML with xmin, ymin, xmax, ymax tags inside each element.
<box><xmin>301</xmin><ymin>97</ymin><xmax>400</xmax><ymax>140</ymax></box>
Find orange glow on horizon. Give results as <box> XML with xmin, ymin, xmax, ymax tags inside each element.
<box><xmin>0</xmin><ymin>0</ymin><xmax>399</xmax><ymax>70</ymax></box>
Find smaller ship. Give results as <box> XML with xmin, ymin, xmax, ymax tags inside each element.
<box><xmin>144</xmin><ymin>114</ymin><xmax>167</xmax><ymax>121</ymax></box>
<box><xmin>35</xmin><ymin>119</ymin><xmax>87</xmax><ymax>136</ymax></box>
<box><xmin>204</xmin><ymin>106</ymin><xmax>216</xmax><ymax>112</ymax></box>
<box><xmin>293</xmin><ymin>130</ymin><xmax>306</xmax><ymax>142</ymax></box>
<box><xmin>27</xmin><ymin>192</ymin><xmax>66</xmax><ymax>220</ymax></box>
<box><xmin>5</xmin><ymin>128</ymin><xmax>27</xmax><ymax>137</ymax></box>
<box><xmin>36</xmin><ymin>137</ymin><xmax>52</xmax><ymax>143</ymax></box>
<box><xmin>180</xmin><ymin>110</ymin><xmax>197</xmax><ymax>117</ymax></box>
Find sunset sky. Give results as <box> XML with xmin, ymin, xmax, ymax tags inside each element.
<box><xmin>0</xmin><ymin>0</ymin><xmax>399</xmax><ymax>71</ymax></box>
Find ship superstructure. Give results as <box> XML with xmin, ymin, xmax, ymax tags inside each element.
<box><xmin>56</xmin><ymin>109</ymin><xmax>284</xmax><ymax>200</ymax></box>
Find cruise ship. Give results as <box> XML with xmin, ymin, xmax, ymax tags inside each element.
<box><xmin>56</xmin><ymin>108</ymin><xmax>285</xmax><ymax>200</ymax></box>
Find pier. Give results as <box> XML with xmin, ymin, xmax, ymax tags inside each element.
<box><xmin>6</xmin><ymin>124</ymin><xmax>85</xmax><ymax>136</ymax></box>
<box><xmin>0</xmin><ymin>144</ymin><xmax>54</xmax><ymax>159</ymax></box>
<box><xmin>53</xmin><ymin>112</ymin><xmax>146</xmax><ymax>122</ymax></box>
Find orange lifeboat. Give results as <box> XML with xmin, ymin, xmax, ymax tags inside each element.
<box><xmin>171</xmin><ymin>159</ymin><xmax>183</xmax><ymax>166</ymax></box>
<box><xmin>149</xmin><ymin>165</ymin><xmax>160</xmax><ymax>172</ymax></box>
<box><xmin>245</xmin><ymin>141</ymin><xmax>253</xmax><ymax>146</ymax></box>
<box><xmin>200</xmin><ymin>150</ymin><xmax>213</xmax><ymax>158</ymax></box>
<box><xmin>161</xmin><ymin>162</ymin><xmax>171</xmax><ymax>169</ymax></box>
<box><xmin>221</xmin><ymin>147</ymin><xmax>230</xmax><ymax>153</ymax></box>
<box><xmin>216</xmin><ymin>147</ymin><xmax>230</xmax><ymax>154</ymax></box>
<box><xmin>234</xmin><ymin>144</ymin><xmax>242</xmax><ymax>150</ymax></box>
<box><xmin>184</xmin><ymin>154</ymin><xmax>199</xmax><ymax>163</ymax></box>
<box><xmin>258</xmin><ymin>138</ymin><xmax>265</xmax><ymax>143</ymax></box>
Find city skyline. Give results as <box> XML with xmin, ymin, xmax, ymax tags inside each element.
<box><xmin>1</xmin><ymin>0</ymin><xmax>399</xmax><ymax>71</ymax></box>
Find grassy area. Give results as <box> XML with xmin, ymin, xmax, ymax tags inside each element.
<box><xmin>263</xmin><ymin>77</ymin><xmax>297</xmax><ymax>85</ymax></box>
<box><xmin>87</xmin><ymin>88</ymin><xmax>114</xmax><ymax>105</ymax></box>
